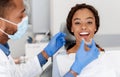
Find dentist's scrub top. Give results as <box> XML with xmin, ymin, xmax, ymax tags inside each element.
<box><xmin>0</xmin><ymin>44</ymin><xmax>43</xmax><ymax>77</ymax></box>
<box><xmin>53</xmin><ymin>49</ymin><xmax>120</xmax><ymax>77</ymax></box>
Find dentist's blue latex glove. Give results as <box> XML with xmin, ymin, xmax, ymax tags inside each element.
<box><xmin>71</xmin><ymin>40</ymin><xmax>100</xmax><ymax>74</ymax></box>
<box><xmin>44</xmin><ymin>32</ymin><xmax>66</xmax><ymax>57</ymax></box>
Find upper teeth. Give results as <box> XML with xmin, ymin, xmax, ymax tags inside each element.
<box><xmin>80</xmin><ymin>32</ymin><xmax>89</xmax><ymax>35</ymax></box>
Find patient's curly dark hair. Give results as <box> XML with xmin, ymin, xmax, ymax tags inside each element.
<box><xmin>66</xmin><ymin>3</ymin><xmax>99</xmax><ymax>35</ymax></box>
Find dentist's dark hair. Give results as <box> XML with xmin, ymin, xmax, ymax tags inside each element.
<box><xmin>0</xmin><ymin>0</ymin><xmax>16</xmax><ymax>18</ymax></box>
<box><xmin>66</xmin><ymin>3</ymin><xmax>100</xmax><ymax>35</ymax></box>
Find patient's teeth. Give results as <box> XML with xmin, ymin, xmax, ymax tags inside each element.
<box><xmin>80</xmin><ymin>32</ymin><xmax>89</xmax><ymax>36</ymax></box>
<box><xmin>80</xmin><ymin>32</ymin><xmax>88</xmax><ymax>35</ymax></box>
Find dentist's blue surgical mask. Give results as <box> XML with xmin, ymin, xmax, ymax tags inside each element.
<box><xmin>0</xmin><ymin>16</ymin><xmax>28</xmax><ymax>40</ymax></box>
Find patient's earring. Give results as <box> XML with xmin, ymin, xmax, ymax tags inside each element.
<box><xmin>95</xmin><ymin>28</ymin><xmax>96</xmax><ymax>31</ymax></box>
<box><xmin>94</xmin><ymin>29</ymin><xmax>97</xmax><ymax>33</ymax></box>
<box><xmin>71</xmin><ymin>28</ymin><xmax>74</xmax><ymax>32</ymax></box>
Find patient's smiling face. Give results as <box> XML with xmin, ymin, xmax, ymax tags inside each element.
<box><xmin>71</xmin><ymin>8</ymin><xmax>96</xmax><ymax>44</ymax></box>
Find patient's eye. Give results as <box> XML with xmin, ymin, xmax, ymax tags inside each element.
<box><xmin>74</xmin><ymin>21</ymin><xmax>81</xmax><ymax>25</ymax></box>
<box><xmin>87</xmin><ymin>21</ymin><xmax>93</xmax><ymax>24</ymax></box>
<box><xmin>86</xmin><ymin>19</ymin><xmax>94</xmax><ymax>26</ymax></box>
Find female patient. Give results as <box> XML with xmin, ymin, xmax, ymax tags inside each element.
<box><xmin>53</xmin><ymin>3</ymin><xmax>117</xmax><ymax>77</ymax></box>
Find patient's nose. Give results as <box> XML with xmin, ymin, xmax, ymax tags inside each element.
<box><xmin>81</xmin><ymin>24</ymin><xmax>87</xmax><ymax>30</ymax></box>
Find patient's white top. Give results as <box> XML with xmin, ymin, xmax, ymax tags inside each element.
<box><xmin>52</xmin><ymin>50</ymin><xmax>120</xmax><ymax>77</ymax></box>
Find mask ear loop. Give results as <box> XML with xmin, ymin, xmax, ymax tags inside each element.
<box><xmin>0</xmin><ymin>18</ymin><xmax>17</xmax><ymax>26</ymax></box>
<box><xmin>0</xmin><ymin>29</ymin><xmax>9</xmax><ymax>36</ymax></box>
<box><xmin>0</xmin><ymin>18</ymin><xmax>17</xmax><ymax>37</ymax></box>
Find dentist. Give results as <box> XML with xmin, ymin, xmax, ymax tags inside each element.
<box><xmin>0</xmin><ymin>0</ymin><xmax>66</xmax><ymax>77</ymax></box>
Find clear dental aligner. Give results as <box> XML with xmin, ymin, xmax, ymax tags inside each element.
<box><xmin>82</xmin><ymin>38</ymin><xmax>92</xmax><ymax>45</ymax></box>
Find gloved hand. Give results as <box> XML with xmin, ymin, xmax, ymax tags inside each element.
<box><xmin>71</xmin><ymin>40</ymin><xmax>100</xmax><ymax>74</ymax></box>
<box><xmin>44</xmin><ymin>32</ymin><xmax>66</xmax><ymax>57</ymax></box>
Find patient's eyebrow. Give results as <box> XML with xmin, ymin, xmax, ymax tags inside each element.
<box><xmin>73</xmin><ymin>18</ymin><xmax>81</xmax><ymax>21</ymax></box>
<box><xmin>86</xmin><ymin>17</ymin><xmax>94</xmax><ymax>20</ymax></box>
<box><xmin>73</xmin><ymin>17</ymin><xmax>94</xmax><ymax>21</ymax></box>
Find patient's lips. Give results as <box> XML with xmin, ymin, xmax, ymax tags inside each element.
<box><xmin>80</xmin><ymin>32</ymin><xmax>89</xmax><ymax>36</ymax></box>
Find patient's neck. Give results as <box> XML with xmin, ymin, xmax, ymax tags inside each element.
<box><xmin>67</xmin><ymin>44</ymin><xmax>89</xmax><ymax>54</ymax></box>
